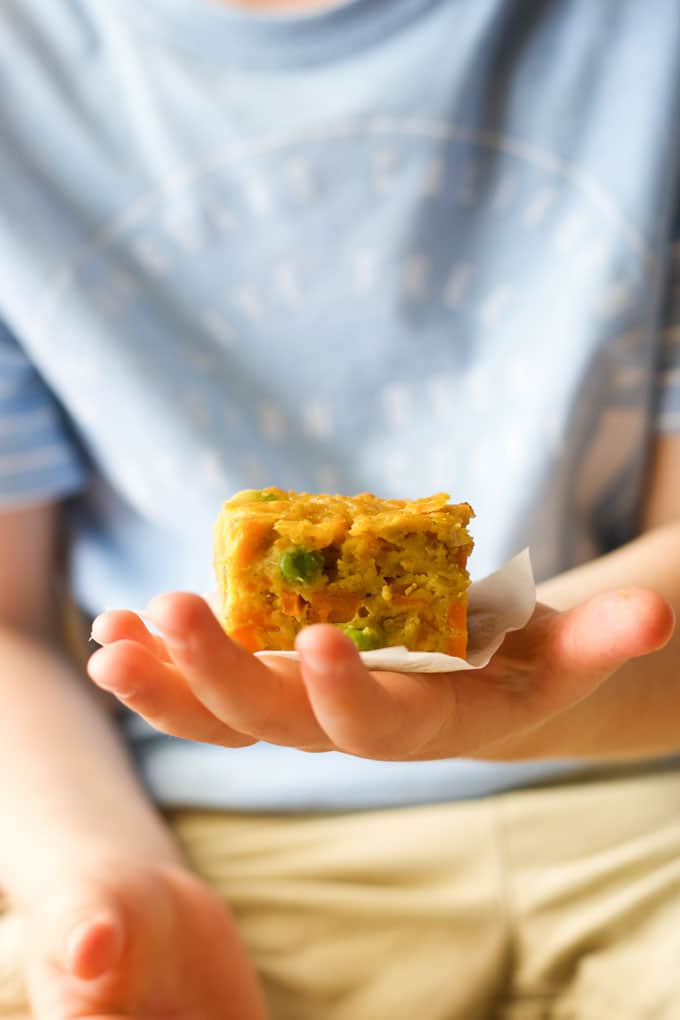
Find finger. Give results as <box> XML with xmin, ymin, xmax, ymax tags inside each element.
<box><xmin>66</xmin><ymin>912</ymin><xmax>124</xmax><ymax>981</ymax></box>
<box><xmin>143</xmin><ymin>593</ymin><xmax>329</xmax><ymax>749</ymax></box>
<box><xmin>296</xmin><ymin>625</ymin><xmax>451</xmax><ymax>759</ymax></box>
<box><xmin>34</xmin><ymin>891</ymin><xmax>125</xmax><ymax>984</ymax></box>
<box><xmin>91</xmin><ymin>610</ymin><xmax>171</xmax><ymax>662</ymax></box>
<box><xmin>546</xmin><ymin>587</ymin><xmax>675</xmax><ymax>676</ymax></box>
<box><xmin>87</xmin><ymin>641</ymin><xmax>255</xmax><ymax>747</ymax></box>
<box><xmin>446</xmin><ymin>588</ymin><xmax>676</xmax><ymax>759</ymax></box>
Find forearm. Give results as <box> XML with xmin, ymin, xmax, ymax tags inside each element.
<box><xmin>498</xmin><ymin>522</ymin><xmax>680</xmax><ymax>761</ymax></box>
<box><xmin>0</xmin><ymin>627</ymin><xmax>182</xmax><ymax>907</ymax></box>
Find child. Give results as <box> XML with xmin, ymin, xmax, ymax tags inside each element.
<box><xmin>1</xmin><ymin>0</ymin><xmax>680</xmax><ymax>1016</ymax></box>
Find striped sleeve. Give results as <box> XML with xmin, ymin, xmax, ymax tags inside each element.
<box><xmin>0</xmin><ymin>319</ymin><xmax>86</xmax><ymax>508</ymax></box>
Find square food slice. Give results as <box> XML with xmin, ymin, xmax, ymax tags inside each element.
<box><xmin>214</xmin><ymin>489</ymin><xmax>474</xmax><ymax>655</ymax></box>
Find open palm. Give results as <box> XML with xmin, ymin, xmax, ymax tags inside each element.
<box><xmin>87</xmin><ymin>586</ymin><xmax>673</xmax><ymax>762</ymax></box>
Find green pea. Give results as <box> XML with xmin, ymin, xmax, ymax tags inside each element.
<box><xmin>250</xmin><ymin>490</ymin><xmax>280</xmax><ymax>502</ymax></box>
<box><xmin>279</xmin><ymin>547</ymin><xmax>324</xmax><ymax>585</ymax></box>
<box><xmin>339</xmin><ymin>625</ymin><xmax>383</xmax><ymax>651</ymax></box>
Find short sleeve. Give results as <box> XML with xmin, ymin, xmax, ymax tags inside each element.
<box><xmin>0</xmin><ymin>318</ymin><xmax>86</xmax><ymax>508</ymax></box>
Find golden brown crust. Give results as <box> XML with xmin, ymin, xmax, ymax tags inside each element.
<box><xmin>214</xmin><ymin>488</ymin><xmax>474</xmax><ymax>654</ymax></box>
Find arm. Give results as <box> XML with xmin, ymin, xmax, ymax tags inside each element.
<box><xmin>0</xmin><ymin>501</ymin><xmax>182</xmax><ymax>907</ymax></box>
<box><xmin>0</xmin><ymin>502</ymin><xmax>265</xmax><ymax>1018</ymax></box>
<box><xmin>495</xmin><ymin>434</ymin><xmax>680</xmax><ymax>761</ymax></box>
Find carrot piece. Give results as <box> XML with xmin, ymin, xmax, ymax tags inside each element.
<box><xmin>308</xmin><ymin>592</ymin><xmax>362</xmax><ymax>623</ymax></box>
<box><xmin>280</xmin><ymin>591</ymin><xmax>306</xmax><ymax>618</ymax></box>
<box><xmin>445</xmin><ymin>633</ymin><xmax>467</xmax><ymax>657</ymax></box>
<box><xmin>228</xmin><ymin>625</ymin><xmax>264</xmax><ymax>652</ymax></box>
<box><xmin>231</xmin><ymin>520</ymin><xmax>271</xmax><ymax>569</ymax></box>
<box><xmin>446</xmin><ymin>599</ymin><xmax>467</xmax><ymax>628</ymax></box>
<box><xmin>446</xmin><ymin>599</ymin><xmax>468</xmax><ymax>657</ymax></box>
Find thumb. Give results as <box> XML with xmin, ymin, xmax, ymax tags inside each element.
<box><xmin>549</xmin><ymin>587</ymin><xmax>675</xmax><ymax>677</ymax></box>
<box><xmin>32</xmin><ymin>887</ymin><xmax>126</xmax><ymax>981</ymax></box>
<box><xmin>64</xmin><ymin>909</ymin><xmax>125</xmax><ymax>980</ymax></box>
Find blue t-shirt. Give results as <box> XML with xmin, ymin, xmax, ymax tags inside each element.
<box><xmin>1</xmin><ymin>0</ymin><xmax>679</xmax><ymax>810</ymax></box>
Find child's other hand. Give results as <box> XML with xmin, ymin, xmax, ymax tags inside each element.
<box><xmin>23</xmin><ymin>854</ymin><xmax>266</xmax><ymax>1019</ymax></box>
<box><xmin>88</xmin><ymin>589</ymin><xmax>673</xmax><ymax>761</ymax></box>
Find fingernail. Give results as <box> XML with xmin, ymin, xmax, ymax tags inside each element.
<box><xmin>97</xmin><ymin>680</ymin><xmax>138</xmax><ymax>699</ymax></box>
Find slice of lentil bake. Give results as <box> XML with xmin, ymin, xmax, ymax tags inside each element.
<box><xmin>214</xmin><ymin>489</ymin><xmax>474</xmax><ymax>655</ymax></box>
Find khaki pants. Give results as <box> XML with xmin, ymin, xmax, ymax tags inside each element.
<box><xmin>2</xmin><ymin>767</ymin><xmax>680</xmax><ymax>1019</ymax></box>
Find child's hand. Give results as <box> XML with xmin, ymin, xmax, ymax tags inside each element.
<box><xmin>23</xmin><ymin>854</ymin><xmax>266</xmax><ymax>1019</ymax></box>
<box><xmin>88</xmin><ymin>589</ymin><xmax>673</xmax><ymax>761</ymax></box>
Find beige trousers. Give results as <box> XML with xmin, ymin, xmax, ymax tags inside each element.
<box><xmin>2</xmin><ymin>767</ymin><xmax>680</xmax><ymax>1019</ymax></box>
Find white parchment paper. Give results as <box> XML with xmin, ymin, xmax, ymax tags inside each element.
<box><xmin>251</xmin><ymin>548</ymin><xmax>535</xmax><ymax>673</ymax></box>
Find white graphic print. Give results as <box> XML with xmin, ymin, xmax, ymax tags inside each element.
<box><xmin>429</xmin><ymin>442</ymin><xmax>454</xmax><ymax>490</ymax></box>
<box><xmin>244</xmin><ymin>455</ymin><xmax>266</xmax><ymax>486</ymax></box>
<box><xmin>316</xmin><ymin>463</ymin><xmax>338</xmax><ymax>491</ymax></box>
<box><xmin>230</xmin><ymin>286</ymin><xmax>263</xmax><ymax>321</ymax></box>
<box><xmin>131</xmin><ymin>236</ymin><xmax>169</xmax><ymax>275</ymax></box>
<box><xmin>353</xmin><ymin>250</ymin><xmax>382</xmax><ymax>293</ymax></box>
<box><xmin>491</xmin><ymin>174</ymin><xmax>517</xmax><ymax>211</ymax></box>
<box><xmin>303</xmin><ymin>400</ymin><xmax>334</xmax><ymax>440</ymax></box>
<box><xmin>198</xmin><ymin>448</ymin><xmax>228</xmax><ymax>492</ymax></box>
<box><xmin>285</xmin><ymin>158</ymin><xmax>315</xmax><ymax>203</ymax></box>
<box><xmin>382</xmin><ymin>449</ymin><xmax>409</xmax><ymax>491</ymax></box>
<box><xmin>90</xmin><ymin>269</ymin><xmax>137</xmax><ymax>317</ymax></box>
<box><xmin>203</xmin><ymin>195</ymin><xmax>237</xmax><ymax>233</ymax></box>
<box><xmin>442</xmin><ymin>262</ymin><xmax>472</xmax><ymax>308</ymax></box>
<box><xmin>401</xmin><ymin>254</ymin><xmax>430</xmax><ymax>300</ymax></box>
<box><xmin>372</xmin><ymin>148</ymin><xmax>398</xmax><ymax>194</ymax></box>
<box><xmin>181</xmin><ymin>388</ymin><xmax>211</xmax><ymax>428</ymax></box>
<box><xmin>256</xmin><ymin>401</ymin><xmax>286</xmax><ymax>445</ymax></box>
<box><xmin>163</xmin><ymin>203</ymin><xmax>203</xmax><ymax>253</ymax></box>
<box><xmin>244</xmin><ymin>177</ymin><xmax>272</xmax><ymax>217</ymax></box>
<box><xmin>426</xmin><ymin>374</ymin><xmax>457</xmax><ymax>418</ymax></box>
<box><xmin>523</xmin><ymin>187</ymin><xmax>557</xmax><ymax>227</ymax></box>
<box><xmin>201</xmin><ymin>310</ymin><xmax>235</xmax><ymax>350</ymax></box>
<box><xmin>554</xmin><ymin>210</ymin><xmax>592</xmax><ymax>256</ymax></box>
<box><xmin>26</xmin><ymin>119</ymin><xmax>666</xmax><ymax>575</ymax></box>
<box><xmin>572</xmin><ymin>238</ymin><xmax>610</xmax><ymax>275</ymax></box>
<box><xmin>422</xmin><ymin>158</ymin><xmax>444</xmax><ymax>197</ymax></box>
<box><xmin>275</xmin><ymin>262</ymin><xmax>302</xmax><ymax>306</ymax></box>
<box><xmin>381</xmin><ymin>382</ymin><xmax>412</xmax><ymax>429</ymax></box>
<box><xmin>479</xmin><ymin>285</ymin><xmax>515</xmax><ymax>329</ymax></box>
